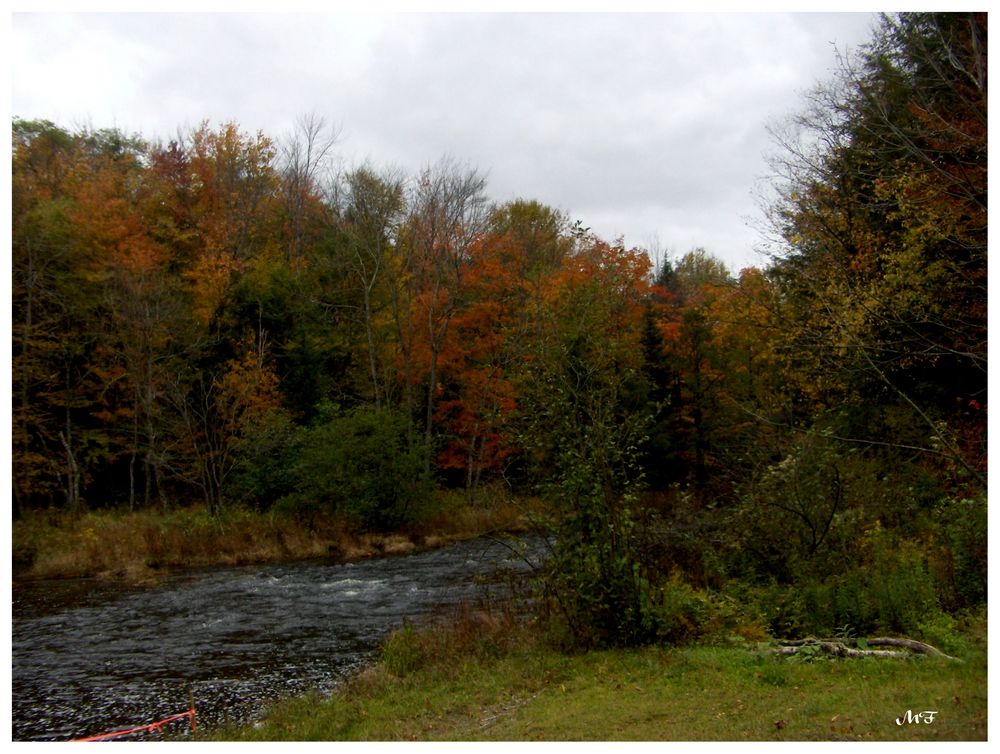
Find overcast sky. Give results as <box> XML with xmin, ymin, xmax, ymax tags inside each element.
<box><xmin>10</xmin><ymin>8</ymin><xmax>880</xmax><ymax>272</ymax></box>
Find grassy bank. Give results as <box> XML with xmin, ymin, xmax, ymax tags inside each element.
<box><xmin>216</xmin><ymin>608</ymin><xmax>988</xmax><ymax>742</ymax></box>
<box><xmin>12</xmin><ymin>492</ymin><xmax>531</xmax><ymax>583</ymax></box>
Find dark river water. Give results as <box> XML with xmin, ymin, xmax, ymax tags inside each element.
<box><xmin>11</xmin><ymin>535</ymin><xmax>545</xmax><ymax>741</ymax></box>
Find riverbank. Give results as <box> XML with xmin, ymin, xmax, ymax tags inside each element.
<box><xmin>217</xmin><ymin>608</ymin><xmax>988</xmax><ymax>741</ymax></box>
<box><xmin>12</xmin><ymin>492</ymin><xmax>534</xmax><ymax>584</ymax></box>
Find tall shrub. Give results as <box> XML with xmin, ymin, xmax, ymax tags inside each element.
<box><xmin>517</xmin><ymin>237</ymin><xmax>661</xmax><ymax>648</ymax></box>
<box><xmin>279</xmin><ymin>404</ymin><xmax>432</xmax><ymax>531</ymax></box>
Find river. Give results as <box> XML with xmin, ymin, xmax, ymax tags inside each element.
<box><xmin>11</xmin><ymin>534</ymin><xmax>545</xmax><ymax>741</ymax></box>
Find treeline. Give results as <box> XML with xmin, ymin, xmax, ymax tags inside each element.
<box><xmin>12</xmin><ymin>13</ymin><xmax>986</xmax><ymax>642</ymax></box>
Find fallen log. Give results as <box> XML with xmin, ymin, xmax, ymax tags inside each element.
<box><xmin>772</xmin><ymin>636</ymin><xmax>960</xmax><ymax>661</ymax></box>
<box><xmin>773</xmin><ymin>642</ymin><xmax>908</xmax><ymax>659</ymax></box>
<box><xmin>865</xmin><ymin>637</ymin><xmax>959</xmax><ymax>660</ymax></box>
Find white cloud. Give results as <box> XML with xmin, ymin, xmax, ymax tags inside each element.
<box><xmin>11</xmin><ymin>11</ymin><xmax>878</xmax><ymax>271</ymax></box>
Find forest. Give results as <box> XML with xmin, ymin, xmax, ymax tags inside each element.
<box><xmin>11</xmin><ymin>13</ymin><xmax>986</xmax><ymax>648</ymax></box>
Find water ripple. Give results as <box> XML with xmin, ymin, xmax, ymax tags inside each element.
<box><xmin>12</xmin><ymin>535</ymin><xmax>544</xmax><ymax>741</ymax></box>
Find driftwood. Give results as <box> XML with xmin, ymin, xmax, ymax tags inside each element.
<box><xmin>773</xmin><ymin>636</ymin><xmax>961</xmax><ymax>661</ymax></box>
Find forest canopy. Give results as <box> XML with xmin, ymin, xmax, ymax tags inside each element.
<box><xmin>11</xmin><ymin>12</ymin><xmax>985</xmax><ymax>645</ymax></box>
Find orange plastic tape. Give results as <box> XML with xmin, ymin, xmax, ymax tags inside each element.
<box><xmin>73</xmin><ymin>708</ymin><xmax>196</xmax><ymax>742</ymax></box>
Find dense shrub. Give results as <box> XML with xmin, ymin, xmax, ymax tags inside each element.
<box><xmin>276</xmin><ymin>404</ymin><xmax>433</xmax><ymax>531</ymax></box>
<box><xmin>541</xmin><ymin>502</ymin><xmax>660</xmax><ymax>649</ymax></box>
<box><xmin>745</xmin><ymin>525</ymin><xmax>942</xmax><ymax>639</ymax></box>
<box><xmin>652</xmin><ymin>576</ymin><xmax>715</xmax><ymax>644</ymax></box>
<box><xmin>932</xmin><ymin>495</ymin><xmax>987</xmax><ymax>611</ymax></box>
<box><xmin>230</xmin><ymin>409</ymin><xmax>300</xmax><ymax>511</ymax></box>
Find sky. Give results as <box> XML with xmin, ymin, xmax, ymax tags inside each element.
<box><xmin>9</xmin><ymin>5</ymin><xmax>881</xmax><ymax>273</ymax></box>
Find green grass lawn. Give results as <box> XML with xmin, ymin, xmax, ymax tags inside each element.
<box><xmin>216</xmin><ymin>616</ymin><xmax>987</xmax><ymax>742</ymax></box>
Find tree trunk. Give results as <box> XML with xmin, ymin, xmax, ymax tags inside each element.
<box><xmin>58</xmin><ymin>428</ymin><xmax>81</xmax><ymax>518</ymax></box>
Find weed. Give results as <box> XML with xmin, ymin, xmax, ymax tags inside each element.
<box><xmin>381</xmin><ymin>623</ymin><xmax>426</xmax><ymax>677</ymax></box>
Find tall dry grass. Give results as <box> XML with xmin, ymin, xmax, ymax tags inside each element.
<box><xmin>12</xmin><ymin>490</ymin><xmax>532</xmax><ymax>583</ymax></box>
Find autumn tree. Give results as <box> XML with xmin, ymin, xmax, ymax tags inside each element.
<box><xmin>517</xmin><ymin>236</ymin><xmax>659</xmax><ymax>647</ymax></box>
<box><xmin>730</xmin><ymin>12</ymin><xmax>989</xmax><ymax>605</ymax></box>
<box><xmin>184</xmin><ymin>121</ymin><xmax>281</xmax><ymax>327</ymax></box>
<box><xmin>653</xmin><ymin>248</ymin><xmax>734</xmax><ymax>490</ymax></box>
<box><xmin>340</xmin><ymin>165</ymin><xmax>407</xmax><ymax>410</ymax></box>
<box><xmin>70</xmin><ymin>128</ymin><xmax>194</xmax><ymax>511</ymax></box>
<box><xmin>762</xmin><ymin>12</ymin><xmax>986</xmax><ymax>489</ymax></box>
<box><xmin>169</xmin><ymin>329</ymin><xmax>283</xmax><ymax>515</ymax></box>
<box><xmin>433</xmin><ymin>230</ymin><xmax>528</xmax><ymax>498</ymax></box>
<box><xmin>278</xmin><ymin>112</ymin><xmax>338</xmax><ymax>262</ymax></box>
<box><xmin>487</xmin><ymin>199</ymin><xmax>572</xmax><ymax>306</ymax></box>
<box><xmin>400</xmin><ymin>157</ymin><xmax>490</xmax><ymax>468</ymax></box>
<box><xmin>11</xmin><ymin>121</ymin><xmax>154</xmax><ymax>513</ymax></box>
<box><xmin>424</xmin><ymin>199</ymin><xmax>575</xmax><ymax>498</ymax></box>
<box><xmin>12</xmin><ymin>120</ymin><xmax>80</xmax><ymax>512</ymax></box>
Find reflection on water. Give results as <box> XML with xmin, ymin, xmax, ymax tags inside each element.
<box><xmin>12</xmin><ymin>535</ymin><xmax>545</xmax><ymax>741</ymax></box>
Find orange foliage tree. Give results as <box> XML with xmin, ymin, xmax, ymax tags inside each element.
<box><xmin>433</xmin><ymin>231</ymin><xmax>531</xmax><ymax>498</ymax></box>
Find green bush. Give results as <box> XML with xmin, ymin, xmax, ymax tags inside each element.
<box><xmin>278</xmin><ymin>404</ymin><xmax>434</xmax><ymax>531</ymax></box>
<box><xmin>727</xmin><ymin>433</ymin><xmax>867</xmax><ymax>585</ymax></box>
<box><xmin>934</xmin><ymin>496</ymin><xmax>987</xmax><ymax>610</ymax></box>
<box><xmin>862</xmin><ymin>533</ymin><xmax>939</xmax><ymax>633</ymax></box>
<box><xmin>230</xmin><ymin>409</ymin><xmax>299</xmax><ymax>511</ymax></box>
<box><xmin>915</xmin><ymin>612</ymin><xmax>971</xmax><ymax>657</ymax></box>
<box><xmin>529</xmin><ymin>471</ymin><xmax>665</xmax><ymax>649</ymax></box>
<box><xmin>744</xmin><ymin>528</ymin><xmax>941</xmax><ymax>639</ymax></box>
<box><xmin>653</xmin><ymin>576</ymin><xmax>714</xmax><ymax>645</ymax></box>
<box><xmin>543</xmin><ymin>518</ymin><xmax>660</xmax><ymax>649</ymax></box>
